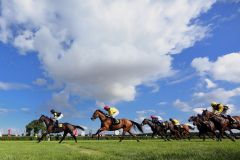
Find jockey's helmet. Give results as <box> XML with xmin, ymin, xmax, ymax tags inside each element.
<box><xmin>50</xmin><ymin>109</ymin><xmax>55</xmax><ymax>114</ymax></box>
<box><xmin>211</xmin><ymin>101</ymin><xmax>217</xmax><ymax>107</ymax></box>
<box><xmin>104</xmin><ymin>106</ymin><xmax>110</xmax><ymax>110</ymax></box>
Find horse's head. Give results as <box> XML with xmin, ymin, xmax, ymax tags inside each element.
<box><xmin>38</xmin><ymin>115</ymin><xmax>45</xmax><ymax>122</ymax></box>
<box><xmin>38</xmin><ymin>115</ymin><xmax>52</xmax><ymax>125</ymax></box>
<box><xmin>141</xmin><ymin>119</ymin><xmax>150</xmax><ymax>126</ymax></box>
<box><xmin>188</xmin><ymin>116</ymin><xmax>195</xmax><ymax>122</ymax></box>
<box><xmin>202</xmin><ymin>109</ymin><xmax>215</xmax><ymax>122</ymax></box>
<box><xmin>202</xmin><ymin>109</ymin><xmax>211</xmax><ymax>117</ymax></box>
<box><xmin>91</xmin><ymin>109</ymin><xmax>103</xmax><ymax>120</ymax></box>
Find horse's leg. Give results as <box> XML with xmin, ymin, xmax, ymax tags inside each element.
<box><xmin>159</xmin><ymin>131</ymin><xmax>167</xmax><ymax>141</ymax></box>
<box><xmin>93</xmin><ymin>127</ymin><xmax>105</xmax><ymax>140</ymax></box>
<box><xmin>70</xmin><ymin>131</ymin><xmax>77</xmax><ymax>143</ymax></box>
<box><xmin>38</xmin><ymin>132</ymin><xmax>48</xmax><ymax>143</ymax></box>
<box><xmin>165</xmin><ymin>130</ymin><xmax>170</xmax><ymax>141</ymax></box>
<box><xmin>223</xmin><ymin>130</ymin><xmax>235</xmax><ymax>142</ymax></box>
<box><xmin>128</xmin><ymin>131</ymin><xmax>140</xmax><ymax>142</ymax></box>
<box><xmin>229</xmin><ymin>129</ymin><xmax>238</xmax><ymax>139</ymax></box>
<box><xmin>203</xmin><ymin>133</ymin><xmax>206</xmax><ymax>141</ymax></box>
<box><xmin>187</xmin><ymin>131</ymin><xmax>191</xmax><ymax>141</ymax></box>
<box><xmin>59</xmin><ymin>131</ymin><xmax>67</xmax><ymax>144</ymax></box>
<box><xmin>119</xmin><ymin>130</ymin><xmax>126</xmax><ymax>142</ymax></box>
<box><xmin>151</xmin><ymin>132</ymin><xmax>155</xmax><ymax>138</ymax></box>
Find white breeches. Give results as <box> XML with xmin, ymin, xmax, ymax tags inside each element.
<box><xmin>56</xmin><ymin>114</ymin><xmax>64</xmax><ymax>120</ymax></box>
<box><xmin>112</xmin><ymin>111</ymin><xmax>119</xmax><ymax>118</ymax></box>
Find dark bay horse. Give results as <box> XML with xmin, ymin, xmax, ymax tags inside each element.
<box><xmin>188</xmin><ymin>115</ymin><xmax>217</xmax><ymax>141</ymax></box>
<box><xmin>160</xmin><ymin>121</ymin><xmax>194</xmax><ymax>140</ymax></box>
<box><xmin>91</xmin><ymin>109</ymin><xmax>143</xmax><ymax>142</ymax></box>
<box><xmin>202</xmin><ymin>110</ymin><xmax>235</xmax><ymax>141</ymax></box>
<box><xmin>160</xmin><ymin>121</ymin><xmax>182</xmax><ymax>140</ymax></box>
<box><xmin>38</xmin><ymin>115</ymin><xmax>84</xmax><ymax>143</ymax></box>
<box><xmin>228</xmin><ymin>116</ymin><xmax>240</xmax><ymax>139</ymax></box>
<box><xmin>141</xmin><ymin>119</ymin><xmax>169</xmax><ymax>141</ymax></box>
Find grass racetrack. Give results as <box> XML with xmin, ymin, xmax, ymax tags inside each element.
<box><xmin>0</xmin><ymin>140</ymin><xmax>239</xmax><ymax>160</ymax></box>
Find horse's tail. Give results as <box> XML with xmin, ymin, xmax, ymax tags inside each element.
<box><xmin>130</xmin><ymin>120</ymin><xmax>143</xmax><ymax>133</ymax></box>
<box><xmin>74</xmin><ymin>125</ymin><xmax>85</xmax><ymax>131</ymax></box>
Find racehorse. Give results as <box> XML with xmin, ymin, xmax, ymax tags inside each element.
<box><xmin>91</xmin><ymin>109</ymin><xmax>143</xmax><ymax>142</ymax></box>
<box><xmin>202</xmin><ymin>110</ymin><xmax>235</xmax><ymax>141</ymax></box>
<box><xmin>38</xmin><ymin>115</ymin><xmax>84</xmax><ymax>143</ymax></box>
<box><xmin>160</xmin><ymin>121</ymin><xmax>182</xmax><ymax>140</ymax></box>
<box><xmin>227</xmin><ymin>115</ymin><xmax>240</xmax><ymax>139</ymax></box>
<box><xmin>179</xmin><ymin>124</ymin><xmax>195</xmax><ymax>140</ymax></box>
<box><xmin>188</xmin><ymin>115</ymin><xmax>217</xmax><ymax>141</ymax></box>
<box><xmin>141</xmin><ymin>119</ymin><xmax>169</xmax><ymax>141</ymax></box>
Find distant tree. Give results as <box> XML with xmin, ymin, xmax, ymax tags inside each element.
<box><xmin>25</xmin><ymin>120</ymin><xmax>46</xmax><ymax>136</ymax></box>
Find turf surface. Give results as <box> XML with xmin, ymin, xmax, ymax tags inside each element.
<box><xmin>0</xmin><ymin>140</ymin><xmax>239</xmax><ymax>160</ymax></box>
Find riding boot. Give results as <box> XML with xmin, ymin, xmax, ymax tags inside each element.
<box><xmin>55</xmin><ymin>120</ymin><xmax>59</xmax><ymax>128</ymax></box>
<box><xmin>112</xmin><ymin>118</ymin><xmax>119</xmax><ymax>125</ymax></box>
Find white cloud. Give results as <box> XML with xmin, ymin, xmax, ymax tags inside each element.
<box><xmin>0</xmin><ymin>108</ymin><xmax>15</xmax><ymax>114</ymax></box>
<box><xmin>0</xmin><ymin>81</ymin><xmax>30</xmax><ymax>90</ymax></box>
<box><xmin>173</xmin><ymin>99</ymin><xmax>192</xmax><ymax>112</ymax></box>
<box><xmin>136</xmin><ymin>109</ymin><xmax>158</xmax><ymax>122</ymax></box>
<box><xmin>192</xmin><ymin>52</ymin><xmax>240</xmax><ymax>83</ymax></box>
<box><xmin>33</xmin><ymin>78</ymin><xmax>47</xmax><ymax>86</ymax></box>
<box><xmin>193</xmin><ymin>107</ymin><xmax>208</xmax><ymax>114</ymax></box>
<box><xmin>20</xmin><ymin>107</ymin><xmax>30</xmax><ymax>112</ymax></box>
<box><xmin>204</xmin><ymin>78</ymin><xmax>217</xmax><ymax>89</ymax></box>
<box><xmin>0</xmin><ymin>0</ymin><xmax>215</xmax><ymax>103</ymax></box>
<box><xmin>193</xmin><ymin>87</ymin><xmax>240</xmax><ymax>104</ymax></box>
<box><xmin>158</xmin><ymin>102</ymin><xmax>168</xmax><ymax>105</ymax></box>
<box><xmin>13</xmin><ymin>30</ymin><xmax>34</xmax><ymax>54</ymax></box>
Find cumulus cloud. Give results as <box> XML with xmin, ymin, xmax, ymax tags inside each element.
<box><xmin>33</xmin><ymin>78</ymin><xmax>47</xmax><ymax>86</ymax></box>
<box><xmin>20</xmin><ymin>107</ymin><xmax>30</xmax><ymax>112</ymax></box>
<box><xmin>193</xmin><ymin>87</ymin><xmax>240</xmax><ymax>104</ymax></box>
<box><xmin>173</xmin><ymin>99</ymin><xmax>192</xmax><ymax>112</ymax></box>
<box><xmin>135</xmin><ymin>109</ymin><xmax>159</xmax><ymax>122</ymax></box>
<box><xmin>192</xmin><ymin>52</ymin><xmax>240</xmax><ymax>83</ymax></box>
<box><xmin>0</xmin><ymin>108</ymin><xmax>15</xmax><ymax>114</ymax></box>
<box><xmin>0</xmin><ymin>0</ymin><xmax>215</xmax><ymax>103</ymax></box>
<box><xmin>193</xmin><ymin>107</ymin><xmax>208</xmax><ymax>114</ymax></box>
<box><xmin>0</xmin><ymin>81</ymin><xmax>30</xmax><ymax>90</ymax></box>
<box><xmin>204</xmin><ymin>78</ymin><xmax>217</xmax><ymax>89</ymax></box>
<box><xmin>174</xmin><ymin>87</ymin><xmax>240</xmax><ymax>114</ymax></box>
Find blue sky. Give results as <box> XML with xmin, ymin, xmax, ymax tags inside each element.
<box><xmin>0</xmin><ymin>0</ymin><xmax>240</xmax><ymax>134</ymax></box>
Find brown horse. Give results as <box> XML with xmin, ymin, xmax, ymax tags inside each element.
<box><xmin>91</xmin><ymin>109</ymin><xmax>143</xmax><ymax>142</ymax></box>
<box><xmin>160</xmin><ymin>121</ymin><xmax>182</xmax><ymax>140</ymax></box>
<box><xmin>188</xmin><ymin>115</ymin><xmax>217</xmax><ymax>141</ymax></box>
<box><xmin>228</xmin><ymin>116</ymin><xmax>240</xmax><ymax>139</ymax></box>
<box><xmin>38</xmin><ymin>115</ymin><xmax>84</xmax><ymax>143</ymax></box>
<box><xmin>180</xmin><ymin>124</ymin><xmax>195</xmax><ymax>140</ymax></box>
<box><xmin>202</xmin><ymin>110</ymin><xmax>235</xmax><ymax>141</ymax></box>
<box><xmin>141</xmin><ymin>119</ymin><xmax>169</xmax><ymax>141</ymax></box>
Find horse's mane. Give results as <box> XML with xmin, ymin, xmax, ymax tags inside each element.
<box><xmin>41</xmin><ymin>114</ymin><xmax>49</xmax><ymax>118</ymax></box>
<box><xmin>96</xmin><ymin>109</ymin><xmax>106</xmax><ymax>115</ymax></box>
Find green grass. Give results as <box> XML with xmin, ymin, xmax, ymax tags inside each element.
<box><xmin>0</xmin><ymin>140</ymin><xmax>239</xmax><ymax>160</ymax></box>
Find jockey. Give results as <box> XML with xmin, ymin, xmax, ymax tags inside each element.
<box><xmin>104</xmin><ymin>105</ymin><xmax>120</xmax><ymax>124</ymax></box>
<box><xmin>150</xmin><ymin>115</ymin><xmax>162</xmax><ymax>125</ymax></box>
<box><xmin>50</xmin><ymin>109</ymin><xmax>64</xmax><ymax>128</ymax></box>
<box><xmin>169</xmin><ymin>118</ymin><xmax>181</xmax><ymax>130</ymax></box>
<box><xmin>211</xmin><ymin>102</ymin><xmax>236</xmax><ymax>123</ymax></box>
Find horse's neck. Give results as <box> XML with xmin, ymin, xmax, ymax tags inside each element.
<box><xmin>147</xmin><ymin>120</ymin><xmax>155</xmax><ymax>128</ymax></box>
<box><xmin>98</xmin><ymin>112</ymin><xmax>107</xmax><ymax>121</ymax></box>
<box><xmin>43</xmin><ymin>117</ymin><xmax>51</xmax><ymax>127</ymax></box>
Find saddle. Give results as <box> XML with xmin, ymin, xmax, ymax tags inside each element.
<box><xmin>112</xmin><ymin>118</ymin><xmax>120</xmax><ymax>125</ymax></box>
<box><xmin>106</xmin><ymin>115</ymin><xmax>120</xmax><ymax>125</ymax></box>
